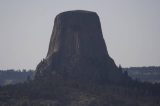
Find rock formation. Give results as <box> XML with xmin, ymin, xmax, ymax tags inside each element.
<box><xmin>35</xmin><ymin>10</ymin><xmax>127</xmax><ymax>84</ymax></box>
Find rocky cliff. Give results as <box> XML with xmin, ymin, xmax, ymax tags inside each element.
<box><xmin>35</xmin><ymin>10</ymin><xmax>126</xmax><ymax>84</ymax></box>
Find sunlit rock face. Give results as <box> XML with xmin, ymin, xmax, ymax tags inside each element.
<box><xmin>35</xmin><ymin>10</ymin><xmax>124</xmax><ymax>84</ymax></box>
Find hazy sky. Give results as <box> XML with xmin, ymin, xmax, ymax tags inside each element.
<box><xmin>0</xmin><ymin>0</ymin><xmax>160</xmax><ymax>70</ymax></box>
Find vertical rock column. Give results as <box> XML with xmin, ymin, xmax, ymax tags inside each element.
<box><xmin>35</xmin><ymin>10</ymin><xmax>124</xmax><ymax>83</ymax></box>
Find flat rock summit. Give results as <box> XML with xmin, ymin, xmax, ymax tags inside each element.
<box><xmin>35</xmin><ymin>10</ymin><xmax>127</xmax><ymax>84</ymax></box>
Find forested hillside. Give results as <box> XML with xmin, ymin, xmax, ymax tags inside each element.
<box><xmin>0</xmin><ymin>66</ymin><xmax>159</xmax><ymax>86</ymax></box>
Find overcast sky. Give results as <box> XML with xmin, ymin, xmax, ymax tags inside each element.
<box><xmin>0</xmin><ymin>0</ymin><xmax>160</xmax><ymax>70</ymax></box>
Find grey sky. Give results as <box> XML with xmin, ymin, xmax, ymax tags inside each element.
<box><xmin>0</xmin><ymin>0</ymin><xmax>160</xmax><ymax>70</ymax></box>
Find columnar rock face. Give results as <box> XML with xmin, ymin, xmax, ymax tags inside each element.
<box><xmin>35</xmin><ymin>10</ymin><xmax>125</xmax><ymax>83</ymax></box>
<box><xmin>47</xmin><ymin>10</ymin><xmax>108</xmax><ymax>59</ymax></box>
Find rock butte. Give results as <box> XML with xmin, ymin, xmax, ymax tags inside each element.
<box><xmin>35</xmin><ymin>10</ymin><xmax>127</xmax><ymax>84</ymax></box>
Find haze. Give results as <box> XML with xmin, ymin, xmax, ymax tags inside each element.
<box><xmin>0</xmin><ymin>0</ymin><xmax>160</xmax><ymax>70</ymax></box>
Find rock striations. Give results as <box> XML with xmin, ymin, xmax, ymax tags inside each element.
<box><xmin>35</xmin><ymin>10</ymin><xmax>127</xmax><ymax>84</ymax></box>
